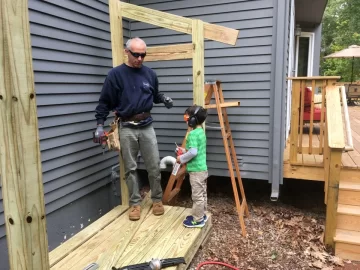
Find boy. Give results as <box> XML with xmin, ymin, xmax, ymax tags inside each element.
<box><xmin>176</xmin><ymin>105</ymin><xmax>208</xmax><ymax>228</ymax></box>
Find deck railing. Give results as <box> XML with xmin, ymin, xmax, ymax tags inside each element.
<box><xmin>288</xmin><ymin>76</ymin><xmax>341</xmax><ymax>165</ymax></box>
<box><xmin>287</xmin><ymin>77</ymin><xmax>348</xmax><ymax>248</ymax></box>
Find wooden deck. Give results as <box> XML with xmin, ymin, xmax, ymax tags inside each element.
<box><xmin>284</xmin><ymin>106</ymin><xmax>360</xmax><ymax>180</ymax></box>
<box><xmin>49</xmin><ymin>195</ymin><xmax>212</xmax><ymax>270</ymax></box>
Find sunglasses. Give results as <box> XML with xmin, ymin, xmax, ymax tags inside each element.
<box><xmin>128</xmin><ymin>50</ymin><xmax>146</xmax><ymax>59</ymax></box>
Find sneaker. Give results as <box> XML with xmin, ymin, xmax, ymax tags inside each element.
<box><xmin>186</xmin><ymin>214</ymin><xmax>208</xmax><ymax>223</ymax></box>
<box><xmin>129</xmin><ymin>205</ymin><xmax>141</xmax><ymax>221</ymax></box>
<box><xmin>183</xmin><ymin>216</ymin><xmax>205</xmax><ymax>228</ymax></box>
<box><xmin>152</xmin><ymin>201</ymin><xmax>165</xmax><ymax>216</ymax></box>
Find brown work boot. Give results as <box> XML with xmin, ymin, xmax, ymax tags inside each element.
<box><xmin>152</xmin><ymin>201</ymin><xmax>165</xmax><ymax>216</ymax></box>
<box><xmin>128</xmin><ymin>205</ymin><xmax>141</xmax><ymax>221</ymax></box>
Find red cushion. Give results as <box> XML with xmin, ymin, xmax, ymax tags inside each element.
<box><xmin>303</xmin><ymin>87</ymin><xmax>312</xmax><ymax>112</ymax></box>
<box><xmin>303</xmin><ymin>107</ymin><xmax>326</xmax><ymax>121</ymax></box>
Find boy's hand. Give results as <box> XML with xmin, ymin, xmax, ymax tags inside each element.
<box><xmin>175</xmin><ymin>147</ymin><xmax>186</xmax><ymax>156</ymax></box>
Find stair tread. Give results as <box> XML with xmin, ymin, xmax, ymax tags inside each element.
<box><xmin>335</xmin><ymin>229</ymin><xmax>360</xmax><ymax>245</ymax></box>
<box><xmin>338</xmin><ymin>204</ymin><xmax>360</xmax><ymax>216</ymax></box>
<box><xmin>340</xmin><ymin>181</ymin><xmax>360</xmax><ymax>191</ymax></box>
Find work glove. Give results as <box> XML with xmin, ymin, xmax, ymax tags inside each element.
<box><xmin>93</xmin><ymin>125</ymin><xmax>104</xmax><ymax>143</ymax></box>
<box><xmin>163</xmin><ymin>96</ymin><xmax>173</xmax><ymax>109</ymax></box>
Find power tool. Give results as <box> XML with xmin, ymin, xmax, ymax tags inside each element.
<box><xmin>93</xmin><ymin>131</ymin><xmax>109</xmax><ymax>154</ymax></box>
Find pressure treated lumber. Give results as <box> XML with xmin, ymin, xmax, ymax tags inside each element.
<box><xmin>123</xmin><ymin>44</ymin><xmax>193</xmax><ymax>62</ymax></box>
<box><xmin>288</xmin><ymin>76</ymin><xmax>341</xmax><ymax>80</ymax></box>
<box><xmin>49</xmin><ymin>205</ymin><xmax>128</xmax><ymax>267</ymax></box>
<box><xmin>0</xmin><ymin>0</ymin><xmax>50</xmax><ymax>269</ymax></box>
<box><xmin>109</xmin><ymin>0</ymin><xmax>128</xmax><ymax>206</ymax></box>
<box><xmin>326</xmin><ymin>86</ymin><xmax>345</xmax><ymax>149</ymax></box>
<box><xmin>324</xmin><ymin>149</ymin><xmax>342</xmax><ymax>247</ymax></box>
<box><xmin>51</xmin><ymin>196</ymin><xmax>152</xmax><ymax>270</ymax></box>
<box><xmin>49</xmin><ymin>202</ymin><xmax>212</xmax><ymax>269</ymax></box>
<box><xmin>192</xmin><ymin>19</ymin><xmax>205</xmax><ymax>108</ymax></box>
<box><xmin>337</xmin><ymin>204</ymin><xmax>360</xmax><ymax>232</ymax></box>
<box><xmin>120</xmin><ymin>2</ymin><xmax>239</xmax><ymax>45</ymax></box>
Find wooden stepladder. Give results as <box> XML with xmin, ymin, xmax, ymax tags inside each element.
<box><xmin>162</xmin><ymin>80</ymin><xmax>249</xmax><ymax>236</ymax></box>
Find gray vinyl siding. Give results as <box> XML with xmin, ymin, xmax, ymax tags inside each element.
<box><xmin>130</xmin><ymin>0</ymin><xmax>274</xmax><ymax>180</ymax></box>
<box><xmin>0</xmin><ymin>0</ymin><xmax>129</xmax><ymax>239</ymax></box>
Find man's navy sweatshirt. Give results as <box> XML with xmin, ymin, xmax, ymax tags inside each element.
<box><xmin>95</xmin><ymin>64</ymin><xmax>165</xmax><ymax>125</ymax></box>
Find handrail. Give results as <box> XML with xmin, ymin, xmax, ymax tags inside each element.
<box><xmin>324</xmin><ymin>85</ymin><xmax>345</xmax><ymax>248</ymax></box>
<box><xmin>326</xmin><ymin>86</ymin><xmax>345</xmax><ymax>149</ymax></box>
<box><xmin>288</xmin><ymin>76</ymin><xmax>341</xmax><ymax>80</ymax></box>
<box><xmin>339</xmin><ymin>86</ymin><xmax>354</xmax><ymax>151</ymax></box>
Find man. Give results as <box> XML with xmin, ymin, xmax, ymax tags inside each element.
<box><xmin>94</xmin><ymin>37</ymin><xmax>173</xmax><ymax>221</ymax></box>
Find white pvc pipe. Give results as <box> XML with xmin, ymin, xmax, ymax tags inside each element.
<box><xmin>159</xmin><ymin>156</ymin><xmax>176</xmax><ymax>170</ymax></box>
<box><xmin>340</xmin><ymin>86</ymin><xmax>354</xmax><ymax>151</ymax></box>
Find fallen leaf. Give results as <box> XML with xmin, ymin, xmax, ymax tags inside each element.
<box><xmin>318</xmin><ymin>231</ymin><xmax>325</xmax><ymax>245</ymax></box>
<box><xmin>311</xmin><ymin>251</ymin><xmax>328</xmax><ymax>262</ymax></box>
<box><xmin>304</xmin><ymin>247</ymin><xmax>311</xmax><ymax>256</ymax></box>
<box><xmin>329</xmin><ymin>256</ymin><xmax>344</xmax><ymax>266</ymax></box>
<box><xmin>312</xmin><ymin>260</ymin><xmax>324</xmax><ymax>268</ymax></box>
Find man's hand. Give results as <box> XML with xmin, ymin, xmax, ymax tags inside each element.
<box><xmin>93</xmin><ymin>125</ymin><xmax>104</xmax><ymax>143</ymax></box>
<box><xmin>163</xmin><ymin>96</ymin><xmax>173</xmax><ymax>109</ymax></box>
<box><xmin>176</xmin><ymin>156</ymin><xmax>181</xmax><ymax>163</ymax></box>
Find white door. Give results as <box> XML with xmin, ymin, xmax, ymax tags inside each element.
<box><xmin>285</xmin><ymin>0</ymin><xmax>295</xmax><ymax>141</ymax></box>
<box><xmin>295</xmin><ymin>32</ymin><xmax>315</xmax><ymax>77</ymax></box>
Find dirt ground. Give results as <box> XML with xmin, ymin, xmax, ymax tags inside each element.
<box><xmin>156</xmin><ymin>174</ymin><xmax>360</xmax><ymax>270</ymax></box>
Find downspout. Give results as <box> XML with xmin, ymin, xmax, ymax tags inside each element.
<box><xmin>269</xmin><ymin>0</ymin><xmax>289</xmax><ymax>201</ymax></box>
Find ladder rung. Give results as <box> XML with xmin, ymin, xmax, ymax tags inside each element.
<box><xmin>205</xmin><ymin>101</ymin><xmax>240</xmax><ymax>109</ymax></box>
<box><xmin>205</xmin><ymin>123</ymin><xmax>223</xmax><ymax>130</ymax></box>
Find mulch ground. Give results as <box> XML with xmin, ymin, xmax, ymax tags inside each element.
<box><xmin>155</xmin><ymin>173</ymin><xmax>360</xmax><ymax>270</ymax></box>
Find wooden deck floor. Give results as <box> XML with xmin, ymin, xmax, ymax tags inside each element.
<box><xmin>49</xmin><ymin>195</ymin><xmax>212</xmax><ymax>270</ymax></box>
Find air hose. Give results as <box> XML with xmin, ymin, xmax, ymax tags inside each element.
<box><xmin>196</xmin><ymin>261</ymin><xmax>239</xmax><ymax>270</ymax></box>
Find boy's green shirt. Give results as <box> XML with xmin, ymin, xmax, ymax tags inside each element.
<box><xmin>185</xmin><ymin>127</ymin><xmax>207</xmax><ymax>172</ymax></box>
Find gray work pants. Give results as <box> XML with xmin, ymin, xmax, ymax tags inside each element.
<box><xmin>119</xmin><ymin>123</ymin><xmax>163</xmax><ymax>205</ymax></box>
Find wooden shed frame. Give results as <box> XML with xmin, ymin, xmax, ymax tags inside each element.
<box><xmin>0</xmin><ymin>0</ymin><xmax>239</xmax><ymax>268</ymax></box>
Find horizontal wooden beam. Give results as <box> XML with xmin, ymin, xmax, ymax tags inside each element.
<box><xmin>120</xmin><ymin>2</ymin><xmax>239</xmax><ymax>45</ymax></box>
<box><xmin>123</xmin><ymin>44</ymin><xmax>193</xmax><ymax>62</ymax></box>
<box><xmin>287</xmin><ymin>76</ymin><xmax>341</xmax><ymax>80</ymax></box>
<box><xmin>326</xmin><ymin>86</ymin><xmax>345</xmax><ymax>149</ymax></box>
<box><xmin>205</xmin><ymin>101</ymin><xmax>240</xmax><ymax>109</ymax></box>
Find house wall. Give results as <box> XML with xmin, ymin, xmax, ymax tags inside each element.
<box><xmin>130</xmin><ymin>0</ymin><xmax>276</xmax><ymax>181</ymax></box>
<box><xmin>0</xmin><ymin>0</ymin><xmax>127</xmax><ymax>268</ymax></box>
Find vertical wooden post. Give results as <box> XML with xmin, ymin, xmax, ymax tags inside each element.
<box><xmin>0</xmin><ymin>0</ymin><xmax>50</xmax><ymax>269</ymax></box>
<box><xmin>192</xmin><ymin>19</ymin><xmax>204</xmax><ymax>108</ymax></box>
<box><xmin>324</xmin><ymin>149</ymin><xmax>342</xmax><ymax>247</ymax></box>
<box><xmin>324</xmin><ymin>85</ymin><xmax>345</xmax><ymax>248</ymax></box>
<box><xmin>309</xmin><ymin>79</ymin><xmax>316</xmax><ymax>154</ymax></box>
<box><xmin>109</xmin><ymin>0</ymin><xmax>128</xmax><ymax>206</ymax></box>
<box><xmin>290</xmin><ymin>80</ymin><xmax>300</xmax><ymax>163</ymax></box>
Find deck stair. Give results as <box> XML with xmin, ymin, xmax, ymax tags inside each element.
<box><xmin>335</xmin><ymin>180</ymin><xmax>360</xmax><ymax>261</ymax></box>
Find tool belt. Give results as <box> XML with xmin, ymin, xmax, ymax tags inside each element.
<box><xmin>120</xmin><ymin>112</ymin><xmax>151</xmax><ymax>122</ymax></box>
<box><xmin>106</xmin><ymin>117</ymin><xmax>120</xmax><ymax>152</ymax></box>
